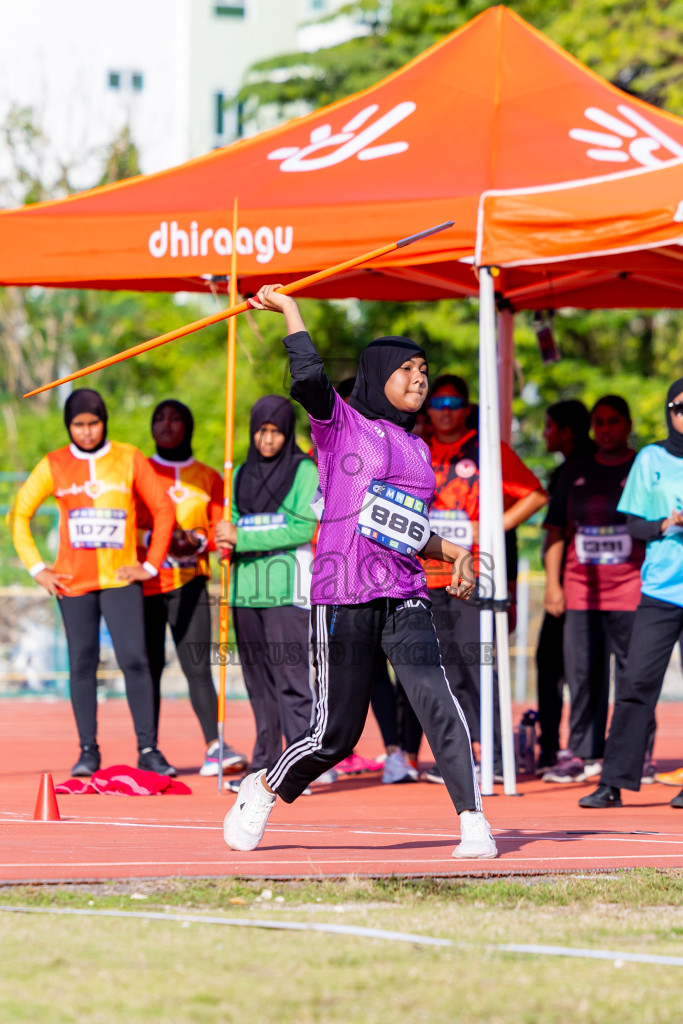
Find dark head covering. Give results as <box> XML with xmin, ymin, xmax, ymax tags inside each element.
<box><xmin>64</xmin><ymin>389</ymin><xmax>108</xmax><ymax>453</ymax></box>
<box><xmin>336</xmin><ymin>377</ymin><xmax>356</xmax><ymax>401</ymax></box>
<box><xmin>348</xmin><ymin>336</ymin><xmax>427</xmax><ymax>430</ymax></box>
<box><xmin>660</xmin><ymin>378</ymin><xmax>683</xmax><ymax>458</ymax></box>
<box><xmin>152</xmin><ymin>399</ymin><xmax>194</xmax><ymax>462</ymax></box>
<box><xmin>235</xmin><ymin>395</ymin><xmax>309</xmax><ymax>515</ymax></box>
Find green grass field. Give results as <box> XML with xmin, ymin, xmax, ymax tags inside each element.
<box><xmin>2</xmin><ymin>871</ymin><xmax>683</xmax><ymax>1023</ymax></box>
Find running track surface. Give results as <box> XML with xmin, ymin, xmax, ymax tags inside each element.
<box><xmin>1</xmin><ymin>699</ymin><xmax>682</xmax><ymax>882</ymax></box>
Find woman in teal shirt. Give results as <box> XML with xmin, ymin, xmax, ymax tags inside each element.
<box><xmin>580</xmin><ymin>377</ymin><xmax>683</xmax><ymax>810</ymax></box>
<box><xmin>217</xmin><ymin>395</ymin><xmax>319</xmax><ymax>781</ymax></box>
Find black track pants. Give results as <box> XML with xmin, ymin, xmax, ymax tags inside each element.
<box><xmin>563</xmin><ymin>608</ymin><xmax>636</xmax><ymax>760</ymax></box>
<box><xmin>266</xmin><ymin>597</ymin><xmax>480</xmax><ymax>814</ymax></box>
<box><xmin>535</xmin><ymin>611</ymin><xmax>565</xmax><ymax>761</ymax></box>
<box><xmin>601</xmin><ymin>595</ymin><xmax>681</xmax><ymax>791</ymax></box>
<box><xmin>58</xmin><ymin>584</ymin><xmax>157</xmax><ymax>751</ymax></box>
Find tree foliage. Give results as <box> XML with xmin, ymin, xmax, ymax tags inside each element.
<box><xmin>238</xmin><ymin>0</ymin><xmax>683</xmax><ymax>117</ymax></box>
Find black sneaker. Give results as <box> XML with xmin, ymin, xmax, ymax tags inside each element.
<box><xmin>422</xmin><ymin>764</ymin><xmax>445</xmax><ymax>784</ymax></box>
<box><xmin>138</xmin><ymin>747</ymin><xmax>177</xmax><ymax>777</ymax></box>
<box><xmin>670</xmin><ymin>787</ymin><xmax>683</xmax><ymax>809</ymax></box>
<box><xmin>71</xmin><ymin>745</ymin><xmax>101</xmax><ymax>777</ymax></box>
<box><xmin>579</xmin><ymin>784</ymin><xmax>622</xmax><ymax>809</ymax></box>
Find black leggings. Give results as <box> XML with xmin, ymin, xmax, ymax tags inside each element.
<box><xmin>143</xmin><ymin>576</ymin><xmax>218</xmax><ymax>745</ymax></box>
<box><xmin>535</xmin><ymin>611</ymin><xmax>565</xmax><ymax>761</ymax></box>
<box><xmin>58</xmin><ymin>584</ymin><xmax>157</xmax><ymax>751</ymax></box>
<box><xmin>232</xmin><ymin>604</ymin><xmax>313</xmax><ymax>772</ymax></box>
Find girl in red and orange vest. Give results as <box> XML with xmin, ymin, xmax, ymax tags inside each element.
<box><xmin>136</xmin><ymin>399</ymin><xmax>247</xmax><ymax>778</ymax></box>
<box><xmin>8</xmin><ymin>389</ymin><xmax>177</xmax><ymax>777</ymax></box>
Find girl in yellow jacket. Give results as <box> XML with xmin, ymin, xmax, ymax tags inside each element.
<box><xmin>136</xmin><ymin>399</ymin><xmax>247</xmax><ymax>777</ymax></box>
<box><xmin>8</xmin><ymin>389</ymin><xmax>177</xmax><ymax>777</ymax></box>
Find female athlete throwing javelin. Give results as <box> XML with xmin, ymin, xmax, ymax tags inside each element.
<box><xmin>223</xmin><ymin>286</ymin><xmax>497</xmax><ymax>859</ymax></box>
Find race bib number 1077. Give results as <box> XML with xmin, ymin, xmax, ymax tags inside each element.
<box><xmin>357</xmin><ymin>480</ymin><xmax>430</xmax><ymax>556</ymax></box>
<box><xmin>68</xmin><ymin>508</ymin><xmax>127</xmax><ymax>549</ymax></box>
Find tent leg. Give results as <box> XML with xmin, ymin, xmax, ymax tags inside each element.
<box><xmin>497</xmin><ymin>308</ymin><xmax>514</xmax><ymax>445</ymax></box>
<box><xmin>478</xmin><ymin>267</ymin><xmax>517</xmax><ymax>797</ymax></box>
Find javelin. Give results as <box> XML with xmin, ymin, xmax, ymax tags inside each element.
<box><xmin>23</xmin><ymin>221</ymin><xmax>454</xmax><ymax>398</ymax></box>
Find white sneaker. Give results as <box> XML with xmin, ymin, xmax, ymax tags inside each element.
<box><xmin>382</xmin><ymin>750</ymin><xmax>418</xmax><ymax>784</ymax></box>
<box><xmin>223</xmin><ymin>770</ymin><xmax>275</xmax><ymax>851</ymax></box>
<box><xmin>453</xmin><ymin>810</ymin><xmax>498</xmax><ymax>860</ymax></box>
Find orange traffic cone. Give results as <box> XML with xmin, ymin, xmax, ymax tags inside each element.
<box><xmin>33</xmin><ymin>773</ymin><xmax>61</xmax><ymax>821</ymax></box>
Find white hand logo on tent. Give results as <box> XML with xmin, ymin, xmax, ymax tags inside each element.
<box><xmin>267</xmin><ymin>102</ymin><xmax>416</xmax><ymax>172</ymax></box>
<box><xmin>569</xmin><ymin>105</ymin><xmax>683</xmax><ymax>168</ymax></box>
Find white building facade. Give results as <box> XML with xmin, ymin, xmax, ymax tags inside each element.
<box><xmin>0</xmin><ymin>0</ymin><xmax>359</xmax><ymax>200</ymax></box>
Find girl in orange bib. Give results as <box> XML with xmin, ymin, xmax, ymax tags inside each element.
<box><xmin>8</xmin><ymin>389</ymin><xmax>177</xmax><ymax>777</ymax></box>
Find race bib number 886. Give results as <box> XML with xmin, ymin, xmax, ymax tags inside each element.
<box><xmin>357</xmin><ymin>480</ymin><xmax>430</xmax><ymax>556</ymax></box>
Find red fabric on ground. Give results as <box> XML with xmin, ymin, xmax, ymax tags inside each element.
<box><xmin>55</xmin><ymin>765</ymin><xmax>192</xmax><ymax>795</ymax></box>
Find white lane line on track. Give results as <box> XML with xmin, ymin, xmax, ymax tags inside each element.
<box><xmin>2</xmin><ymin>853</ymin><xmax>683</xmax><ymax>869</ymax></box>
<box><xmin>5</xmin><ymin>818</ymin><xmax>683</xmax><ymax>845</ymax></box>
<box><xmin>3</xmin><ymin>906</ymin><xmax>683</xmax><ymax>967</ymax></box>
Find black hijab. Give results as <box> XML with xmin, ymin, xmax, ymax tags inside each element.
<box><xmin>348</xmin><ymin>336</ymin><xmax>427</xmax><ymax>431</ymax></box>
<box><xmin>235</xmin><ymin>395</ymin><xmax>308</xmax><ymax>515</ymax></box>
<box><xmin>152</xmin><ymin>399</ymin><xmax>194</xmax><ymax>462</ymax></box>
<box><xmin>660</xmin><ymin>378</ymin><xmax>683</xmax><ymax>458</ymax></box>
<box><xmin>64</xmin><ymin>389</ymin><xmax>108</xmax><ymax>453</ymax></box>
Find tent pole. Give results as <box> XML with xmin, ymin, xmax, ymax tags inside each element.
<box><xmin>478</xmin><ymin>268</ymin><xmax>517</xmax><ymax>796</ymax></box>
<box><xmin>478</xmin><ymin>269</ymin><xmax>495</xmax><ymax>797</ymax></box>
<box><xmin>217</xmin><ymin>198</ymin><xmax>239</xmax><ymax>794</ymax></box>
<box><xmin>497</xmin><ymin>308</ymin><xmax>514</xmax><ymax>445</ymax></box>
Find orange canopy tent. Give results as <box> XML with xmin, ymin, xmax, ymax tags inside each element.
<box><xmin>5</xmin><ymin>5</ymin><xmax>683</xmax><ymax>794</ymax></box>
<box><xmin>476</xmin><ymin>159</ymin><xmax>683</xmax><ymax>296</ymax></box>
<box><xmin>1</xmin><ymin>5</ymin><xmax>683</xmax><ymax>310</ymax></box>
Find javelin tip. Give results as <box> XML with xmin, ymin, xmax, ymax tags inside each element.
<box><xmin>396</xmin><ymin>221</ymin><xmax>454</xmax><ymax>248</ymax></box>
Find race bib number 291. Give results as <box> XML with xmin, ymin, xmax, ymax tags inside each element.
<box><xmin>357</xmin><ymin>480</ymin><xmax>430</xmax><ymax>556</ymax></box>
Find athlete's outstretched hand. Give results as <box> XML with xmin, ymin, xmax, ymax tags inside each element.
<box><xmin>248</xmin><ymin>285</ymin><xmax>306</xmax><ymax>334</ymax></box>
<box><xmin>249</xmin><ymin>284</ymin><xmax>290</xmax><ymax>312</ymax></box>
<box><xmin>34</xmin><ymin>567</ymin><xmax>72</xmax><ymax>598</ymax></box>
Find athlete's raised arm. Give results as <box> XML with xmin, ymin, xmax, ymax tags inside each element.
<box><xmin>248</xmin><ymin>284</ymin><xmax>335</xmax><ymax>421</ymax></box>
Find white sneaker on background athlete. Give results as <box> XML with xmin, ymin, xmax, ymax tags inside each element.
<box><xmin>382</xmin><ymin>750</ymin><xmax>418</xmax><ymax>784</ymax></box>
<box><xmin>223</xmin><ymin>770</ymin><xmax>275</xmax><ymax>851</ymax></box>
<box><xmin>453</xmin><ymin>811</ymin><xmax>498</xmax><ymax>859</ymax></box>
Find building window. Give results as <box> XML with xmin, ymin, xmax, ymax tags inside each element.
<box><xmin>131</xmin><ymin>72</ymin><xmax>144</xmax><ymax>91</ymax></box>
<box><xmin>108</xmin><ymin>71</ymin><xmax>121</xmax><ymax>89</ymax></box>
<box><xmin>215</xmin><ymin>92</ymin><xmax>225</xmax><ymax>136</ymax></box>
<box><xmin>214</xmin><ymin>4</ymin><xmax>245</xmax><ymax>15</ymax></box>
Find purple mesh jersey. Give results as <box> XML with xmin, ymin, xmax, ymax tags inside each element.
<box><xmin>310</xmin><ymin>393</ymin><xmax>436</xmax><ymax>605</ymax></box>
